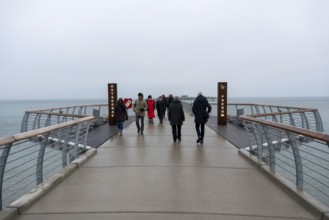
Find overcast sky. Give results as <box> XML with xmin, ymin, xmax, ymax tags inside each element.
<box><xmin>0</xmin><ymin>0</ymin><xmax>328</xmax><ymax>100</ymax></box>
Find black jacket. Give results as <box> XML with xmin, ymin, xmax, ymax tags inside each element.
<box><xmin>192</xmin><ymin>95</ymin><xmax>211</xmax><ymax>124</ymax></box>
<box><xmin>168</xmin><ymin>99</ymin><xmax>185</xmax><ymax>125</ymax></box>
<box><xmin>115</xmin><ymin>104</ymin><xmax>128</xmax><ymax>122</ymax></box>
<box><xmin>156</xmin><ymin>99</ymin><xmax>166</xmax><ymax>116</ymax></box>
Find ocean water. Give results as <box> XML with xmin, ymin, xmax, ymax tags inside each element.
<box><xmin>227</xmin><ymin>97</ymin><xmax>329</xmax><ymax>133</ymax></box>
<box><xmin>0</xmin><ymin>99</ymin><xmax>108</xmax><ymax>138</ymax></box>
<box><xmin>0</xmin><ymin>97</ymin><xmax>328</xmax><ymax>138</ymax></box>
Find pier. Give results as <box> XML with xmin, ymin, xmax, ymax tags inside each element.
<box><xmin>9</xmin><ymin>113</ymin><xmax>322</xmax><ymax>219</ymax></box>
<box><xmin>0</xmin><ymin>98</ymin><xmax>329</xmax><ymax>219</ymax></box>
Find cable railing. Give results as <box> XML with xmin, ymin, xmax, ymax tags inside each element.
<box><xmin>224</xmin><ymin>103</ymin><xmax>322</xmax><ymax>131</ymax></box>
<box><xmin>0</xmin><ymin>116</ymin><xmax>95</xmax><ymax>210</ymax></box>
<box><xmin>21</xmin><ymin>104</ymin><xmax>109</xmax><ymax>132</ymax></box>
<box><xmin>182</xmin><ymin>99</ymin><xmax>323</xmax><ymax>132</ymax></box>
<box><xmin>182</xmin><ymin>98</ymin><xmax>328</xmax><ymax>207</ymax></box>
<box><xmin>240</xmin><ymin>115</ymin><xmax>329</xmax><ymax>207</ymax></box>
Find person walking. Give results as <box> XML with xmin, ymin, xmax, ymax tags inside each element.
<box><xmin>168</xmin><ymin>96</ymin><xmax>185</xmax><ymax>142</ymax></box>
<box><xmin>166</xmin><ymin>94</ymin><xmax>174</xmax><ymax>110</ymax></box>
<box><xmin>115</xmin><ymin>98</ymin><xmax>128</xmax><ymax>136</ymax></box>
<box><xmin>147</xmin><ymin>95</ymin><xmax>155</xmax><ymax>124</ymax></box>
<box><xmin>161</xmin><ymin>95</ymin><xmax>167</xmax><ymax>118</ymax></box>
<box><xmin>133</xmin><ymin>93</ymin><xmax>147</xmax><ymax>135</ymax></box>
<box><xmin>156</xmin><ymin>96</ymin><xmax>166</xmax><ymax>124</ymax></box>
<box><xmin>192</xmin><ymin>92</ymin><xmax>211</xmax><ymax>144</ymax></box>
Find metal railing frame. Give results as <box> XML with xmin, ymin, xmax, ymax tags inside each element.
<box><xmin>0</xmin><ymin>116</ymin><xmax>95</xmax><ymax>210</ymax></box>
<box><xmin>240</xmin><ymin>115</ymin><xmax>329</xmax><ymax>204</ymax></box>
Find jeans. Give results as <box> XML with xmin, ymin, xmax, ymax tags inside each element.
<box><xmin>117</xmin><ymin>121</ymin><xmax>124</xmax><ymax>131</ymax></box>
<box><xmin>171</xmin><ymin>124</ymin><xmax>182</xmax><ymax>141</ymax></box>
<box><xmin>195</xmin><ymin>123</ymin><xmax>205</xmax><ymax>139</ymax></box>
<box><xmin>136</xmin><ymin>116</ymin><xmax>144</xmax><ymax>133</ymax></box>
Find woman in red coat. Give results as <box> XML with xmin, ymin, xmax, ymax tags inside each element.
<box><xmin>147</xmin><ymin>95</ymin><xmax>155</xmax><ymax>124</ymax></box>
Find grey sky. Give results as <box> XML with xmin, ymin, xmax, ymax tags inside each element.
<box><xmin>1</xmin><ymin>0</ymin><xmax>328</xmax><ymax>100</ymax></box>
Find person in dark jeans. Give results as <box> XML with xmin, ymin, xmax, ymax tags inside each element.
<box><xmin>115</xmin><ymin>98</ymin><xmax>128</xmax><ymax>135</ymax></box>
<box><xmin>168</xmin><ymin>97</ymin><xmax>185</xmax><ymax>142</ymax></box>
<box><xmin>133</xmin><ymin>93</ymin><xmax>147</xmax><ymax>135</ymax></box>
<box><xmin>192</xmin><ymin>92</ymin><xmax>211</xmax><ymax>144</ymax></box>
<box><xmin>156</xmin><ymin>96</ymin><xmax>166</xmax><ymax>124</ymax></box>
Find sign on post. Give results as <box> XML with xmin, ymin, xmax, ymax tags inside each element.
<box><xmin>108</xmin><ymin>83</ymin><xmax>118</xmax><ymax>125</ymax></box>
<box><xmin>218</xmin><ymin>82</ymin><xmax>227</xmax><ymax>125</ymax></box>
<box><xmin>124</xmin><ymin>98</ymin><xmax>133</xmax><ymax>109</ymax></box>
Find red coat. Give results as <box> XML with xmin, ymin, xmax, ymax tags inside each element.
<box><xmin>147</xmin><ymin>99</ymin><xmax>155</xmax><ymax>118</ymax></box>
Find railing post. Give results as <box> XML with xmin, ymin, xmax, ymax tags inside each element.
<box><xmin>45</xmin><ymin>114</ymin><xmax>51</xmax><ymax>127</ymax></box>
<box><xmin>250</xmin><ymin>105</ymin><xmax>254</xmax><ymax>115</ymax></box>
<box><xmin>36</xmin><ymin>133</ymin><xmax>50</xmax><ymax>185</ymax></box>
<box><xmin>300</xmin><ymin>112</ymin><xmax>310</xmax><ymax>130</ymax></box>
<box><xmin>252</xmin><ymin>124</ymin><xmax>264</xmax><ymax>161</ymax></box>
<box><xmin>21</xmin><ymin>112</ymin><xmax>29</xmax><ymax>132</ymax></box>
<box><xmin>286</xmin><ymin>132</ymin><xmax>303</xmax><ymax>189</ymax></box>
<box><xmin>313</xmin><ymin>110</ymin><xmax>324</xmax><ymax>132</ymax></box>
<box><xmin>289</xmin><ymin>113</ymin><xmax>296</xmax><ymax>127</ymax></box>
<box><xmin>73</xmin><ymin>124</ymin><xmax>83</xmax><ymax>160</ymax></box>
<box><xmin>82</xmin><ymin>122</ymin><xmax>92</xmax><ymax>150</ymax></box>
<box><xmin>32</xmin><ymin>113</ymin><xmax>40</xmax><ymax>130</ymax></box>
<box><xmin>262</xmin><ymin>126</ymin><xmax>276</xmax><ymax>172</ymax></box>
<box><xmin>300</xmin><ymin>112</ymin><xmax>305</xmax><ymax>129</ymax></box>
<box><xmin>0</xmin><ymin>144</ymin><xmax>12</xmax><ymax>210</ymax></box>
<box><xmin>78</xmin><ymin>106</ymin><xmax>83</xmax><ymax>115</ymax></box>
<box><xmin>62</xmin><ymin>127</ymin><xmax>73</xmax><ymax>167</ymax></box>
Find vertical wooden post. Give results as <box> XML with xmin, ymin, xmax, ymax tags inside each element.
<box><xmin>217</xmin><ymin>82</ymin><xmax>227</xmax><ymax>125</ymax></box>
<box><xmin>108</xmin><ymin>83</ymin><xmax>118</xmax><ymax>125</ymax></box>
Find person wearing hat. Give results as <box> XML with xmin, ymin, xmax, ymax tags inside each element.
<box><xmin>133</xmin><ymin>93</ymin><xmax>147</xmax><ymax>135</ymax></box>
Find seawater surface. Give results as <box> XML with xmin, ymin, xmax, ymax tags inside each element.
<box><xmin>1</xmin><ymin>97</ymin><xmax>328</xmax><ymax>138</ymax></box>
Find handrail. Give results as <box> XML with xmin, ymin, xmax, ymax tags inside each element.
<box><xmin>37</xmin><ymin>104</ymin><xmax>108</xmax><ymax>112</ymax></box>
<box><xmin>24</xmin><ymin>110</ymin><xmax>87</xmax><ymax>118</ymax></box>
<box><xmin>249</xmin><ymin>109</ymin><xmax>318</xmax><ymax>118</ymax></box>
<box><xmin>228</xmin><ymin>103</ymin><xmax>309</xmax><ymax>110</ymax></box>
<box><xmin>240</xmin><ymin>115</ymin><xmax>329</xmax><ymax>143</ymax></box>
<box><xmin>0</xmin><ymin>116</ymin><xmax>95</xmax><ymax>146</ymax></box>
<box><xmin>239</xmin><ymin>114</ymin><xmax>329</xmax><ymax>207</ymax></box>
<box><xmin>21</xmin><ymin>104</ymin><xmax>110</xmax><ymax>132</ymax></box>
<box><xmin>0</xmin><ymin>109</ymin><xmax>97</xmax><ymax>210</ymax></box>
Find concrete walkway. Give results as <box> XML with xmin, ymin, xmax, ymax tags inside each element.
<box><xmin>16</xmin><ymin>114</ymin><xmax>317</xmax><ymax>220</ymax></box>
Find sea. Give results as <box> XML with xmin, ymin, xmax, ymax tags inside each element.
<box><xmin>0</xmin><ymin>97</ymin><xmax>328</xmax><ymax>138</ymax></box>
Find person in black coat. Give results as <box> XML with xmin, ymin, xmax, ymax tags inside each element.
<box><xmin>192</xmin><ymin>92</ymin><xmax>211</xmax><ymax>143</ymax></box>
<box><xmin>156</xmin><ymin>96</ymin><xmax>166</xmax><ymax>124</ymax></box>
<box><xmin>166</xmin><ymin>94</ymin><xmax>174</xmax><ymax>110</ymax></box>
<box><xmin>168</xmin><ymin>97</ymin><xmax>185</xmax><ymax>142</ymax></box>
<box><xmin>115</xmin><ymin>98</ymin><xmax>128</xmax><ymax>135</ymax></box>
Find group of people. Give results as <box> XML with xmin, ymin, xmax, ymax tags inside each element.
<box><xmin>114</xmin><ymin>92</ymin><xmax>211</xmax><ymax>143</ymax></box>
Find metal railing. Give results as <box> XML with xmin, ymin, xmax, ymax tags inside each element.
<box><xmin>0</xmin><ymin>115</ymin><xmax>95</xmax><ymax>210</ymax></box>
<box><xmin>226</xmin><ymin>103</ymin><xmax>323</xmax><ymax>132</ymax></box>
<box><xmin>240</xmin><ymin>115</ymin><xmax>329</xmax><ymax>206</ymax></box>
<box><xmin>182</xmin><ymin>98</ymin><xmax>328</xmax><ymax>206</ymax></box>
<box><xmin>181</xmin><ymin>100</ymin><xmax>323</xmax><ymax>133</ymax></box>
<box><xmin>21</xmin><ymin>104</ymin><xmax>109</xmax><ymax>132</ymax></box>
